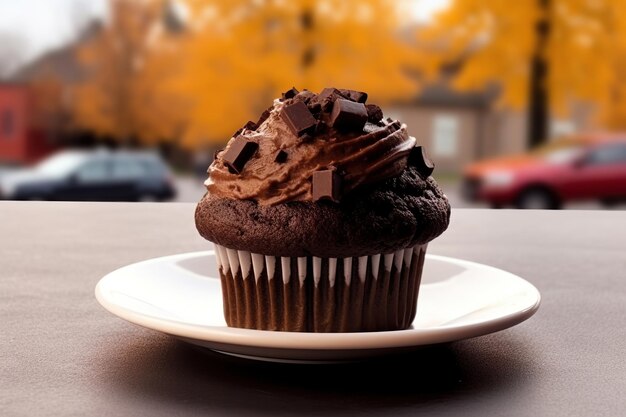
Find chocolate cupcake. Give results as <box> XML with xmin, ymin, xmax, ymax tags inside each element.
<box><xmin>195</xmin><ymin>87</ymin><xmax>450</xmax><ymax>332</ymax></box>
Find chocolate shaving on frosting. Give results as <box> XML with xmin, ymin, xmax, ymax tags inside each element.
<box><xmin>409</xmin><ymin>146</ymin><xmax>435</xmax><ymax>179</ymax></box>
<box><xmin>221</xmin><ymin>136</ymin><xmax>258</xmax><ymax>174</ymax></box>
<box><xmin>312</xmin><ymin>169</ymin><xmax>342</xmax><ymax>202</ymax></box>
<box><xmin>339</xmin><ymin>89</ymin><xmax>368</xmax><ymax>103</ymax></box>
<box><xmin>329</xmin><ymin>99</ymin><xmax>368</xmax><ymax>131</ymax></box>
<box><xmin>280</xmin><ymin>101</ymin><xmax>317</xmax><ymax>137</ymax></box>
<box><xmin>207</xmin><ymin>87</ymin><xmax>422</xmax><ymax>205</ymax></box>
<box><xmin>274</xmin><ymin>149</ymin><xmax>288</xmax><ymax>163</ymax></box>
<box><xmin>281</xmin><ymin>87</ymin><xmax>299</xmax><ymax>100</ymax></box>
<box><xmin>366</xmin><ymin>104</ymin><xmax>383</xmax><ymax>123</ymax></box>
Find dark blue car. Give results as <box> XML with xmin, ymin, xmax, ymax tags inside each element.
<box><xmin>0</xmin><ymin>150</ymin><xmax>176</xmax><ymax>201</ymax></box>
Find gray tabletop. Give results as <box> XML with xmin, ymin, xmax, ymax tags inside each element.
<box><xmin>1</xmin><ymin>202</ymin><xmax>625</xmax><ymax>416</ymax></box>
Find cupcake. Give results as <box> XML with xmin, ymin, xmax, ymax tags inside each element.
<box><xmin>195</xmin><ymin>87</ymin><xmax>450</xmax><ymax>332</ymax></box>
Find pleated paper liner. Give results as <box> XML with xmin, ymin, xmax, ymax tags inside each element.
<box><xmin>214</xmin><ymin>244</ymin><xmax>427</xmax><ymax>332</ymax></box>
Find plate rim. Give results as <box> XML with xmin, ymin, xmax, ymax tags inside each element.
<box><xmin>95</xmin><ymin>251</ymin><xmax>541</xmax><ymax>351</ymax></box>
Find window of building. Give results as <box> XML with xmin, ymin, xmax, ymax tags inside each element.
<box><xmin>432</xmin><ymin>115</ymin><xmax>459</xmax><ymax>157</ymax></box>
<box><xmin>1</xmin><ymin>109</ymin><xmax>14</xmax><ymax>138</ymax></box>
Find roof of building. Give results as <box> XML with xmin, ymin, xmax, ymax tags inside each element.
<box><xmin>11</xmin><ymin>20</ymin><xmax>102</xmax><ymax>84</ymax></box>
<box><xmin>413</xmin><ymin>81</ymin><xmax>499</xmax><ymax>109</ymax></box>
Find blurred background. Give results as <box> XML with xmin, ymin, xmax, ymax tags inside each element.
<box><xmin>1</xmin><ymin>0</ymin><xmax>625</xmax><ymax>209</ymax></box>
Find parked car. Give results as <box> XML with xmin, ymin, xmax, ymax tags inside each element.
<box><xmin>0</xmin><ymin>150</ymin><xmax>176</xmax><ymax>201</ymax></box>
<box><xmin>462</xmin><ymin>134</ymin><xmax>626</xmax><ymax>209</ymax></box>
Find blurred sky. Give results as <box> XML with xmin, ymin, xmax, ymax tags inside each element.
<box><xmin>0</xmin><ymin>0</ymin><xmax>448</xmax><ymax>65</ymax></box>
<box><xmin>0</xmin><ymin>0</ymin><xmax>107</xmax><ymax>62</ymax></box>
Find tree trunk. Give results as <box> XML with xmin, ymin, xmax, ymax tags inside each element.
<box><xmin>301</xmin><ymin>8</ymin><xmax>315</xmax><ymax>68</ymax></box>
<box><xmin>527</xmin><ymin>0</ymin><xmax>550</xmax><ymax>148</ymax></box>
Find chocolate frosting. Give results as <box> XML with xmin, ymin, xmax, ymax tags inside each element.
<box><xmin>207</xmin><ymin>101</ymin><xmax>416</xmax><ymax>205</ymax></box>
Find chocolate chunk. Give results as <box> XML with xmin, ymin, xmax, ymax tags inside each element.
<box><xmin>316</xmin><ymin>87</ymin><xmax>347</xmax><ymax>111</ymax></box>
<box><xmin>307</xmin><ymin>101</ymin><xmax>322</xmax><ymax>115</ymax></box>
<box><xmin>314</xmin><ymin>120</ymin><xmax>326</xmax><ymax>134</ymax></box>
<box><xmin>232</xmin><ymin>120</ymin><xmax>257</xmax><ymax>138</ymax></box>
<box><xmin>385</xmin><ymin>117</ymin><xmax>394</xmax><ymax>124</ymax></box>
<box><xmin>409</xmin><ymin>146</ymin><xmax>435</xmax><ymax>178</ymax></box>
<box><xmin>222</xmin><ymin>136</ymin><xmax>259</xmax><ymax>174</ymax></box>
<box><xmin>312</xmin><ymin>169</ymin><xmax>342</xmax><ymax>202</ymax></box>
<box><xmin>366</xmin><ymin>104</ymin><xmax>383</xmax><ymax>123</ymax></box>
<box><xmin>295</xmin><ymin>90</ymin><xmax>316</xmax><ymax>104</ymax></box>
<box><xmin>339</xmin><ymin>89</ymin><xmax>368</xmax><ymax>103</ymax></box>
<box><xmin>318</xmin><ymin>87</ymin><xmax>343</xmax><ymax>101</ymax></box>
<box><xmin>281</xmin><ymin>101</ymin><xmax>317</xmax><ymax>137</ymax></box>
<box><xmin>388</xmin><ymin>120</ymin><xmax>402</xmax><ymax>131</ymax></box>
<box><xmin>329</xmin><ymin>99</ymin><xmax>368</xmax><ymax>131</ymax></box>
<box><xmin>321</xmin><ymin>100</ymin><xmax>334</xmax><ymax>112</ymax></box>
<box><xmin>256</xmin><ymin>109</ymin><xmax>272</xmax><ymax>127</ymax></box>
<box><xmin>282</xmin><ymin>87</ymin><xmax>299</xmax><ymax>100</ymax></box>
<box><xmin>274</xmin><ymin>149</ymin><xmax>288</xmax><ymax>163</ymax></box>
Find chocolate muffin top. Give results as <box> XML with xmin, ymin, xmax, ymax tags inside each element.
<box><xmin>196</xmin><ymin>87</ymin><xmax>450</xmax><ymax>257</ymax></box>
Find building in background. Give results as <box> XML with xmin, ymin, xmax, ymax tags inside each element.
<box><xmin>0</xmin><ymin>83</ymin><xmax>57</xmax><ymax>164</ymax></box>
<box><xmin>12</xmin><ymin>24</ymin><xmax>95</xmax><ymax>85</ymax></box>
<box><xmin>0</xmin><ymin>22</ymin><xmax>100</xmax><ymax>165</ymax></box>
<box><xmin>388</xmin><ymin>82</ymin><xmax>593</xmax><ymax>174</ymax></box>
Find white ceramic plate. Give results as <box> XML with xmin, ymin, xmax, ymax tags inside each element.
<box><xmin>95</xmin><ymin>251</ymin><xmax>540</xmax><ymax>362</ymax></box>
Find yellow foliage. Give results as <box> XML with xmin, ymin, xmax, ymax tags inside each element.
<box><xmin>166</xmin><ymin>0</ymin><xmax>419</xmax><ymax>148</ymax></box>
<box><xmin>72</xmin><ymin>0</ymin><xmax>185</xmax><ymax>144</ymax></box>
<box><xmin>71</xmin><ymin>0</ymin><xmax>419</xmax><ymax>148</ymax></box>
<box><xmin>419</xmin><ymin>0</ymin><xmax>626</xmax><ymax>128</ymax></box>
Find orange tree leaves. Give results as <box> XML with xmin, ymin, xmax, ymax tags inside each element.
<box><xmin>73</xmin><ymin>0</ymin><xmax>418</xmax><ymax>148</ymax></box>
<box><xmin>419</xmin><ymin>0</ymin><xmax>626</xmax><ymax>128</ymax></box>
<box><xmin>72</xmin><ymin>0</ymin><xmax>186</xmax><ymax>145</ymax></box>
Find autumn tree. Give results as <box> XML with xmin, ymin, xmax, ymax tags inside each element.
<box><xmin>419</xmin><ymin>0</ymin><xmax>626</xmax><ymax>147</ymax></box>
<box><xmin>72</xmin><ymin>0</ymin><xmax>185</xmax><ymax>145</ymax></box>
<box><xmin>170</xmin><ymin>0</ymin><xmax>419</xmax><ymax>148</ymax></box>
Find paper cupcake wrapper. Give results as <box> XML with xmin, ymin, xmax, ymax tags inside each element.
<box><xmin>214</xmin><ymin>244</ymin><xmax>427</xmax><ymax>332</ymax></box>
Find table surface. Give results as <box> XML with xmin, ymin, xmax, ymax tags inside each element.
<box><xmin>1</xmin><ymin>202</ymin><xmax>625</xmax><ymax>417</ymax></box>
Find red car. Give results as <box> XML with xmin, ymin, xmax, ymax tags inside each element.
<box><xmin>462</xmin><ymin>134</ymin><xmax>626</xmax><ymax>209</ymax></box>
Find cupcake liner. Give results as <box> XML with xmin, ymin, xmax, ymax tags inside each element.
<box><xmin>214</xmin><ymin>243</ymin><xmax>427</xmax><ymax>332</ymax></box>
